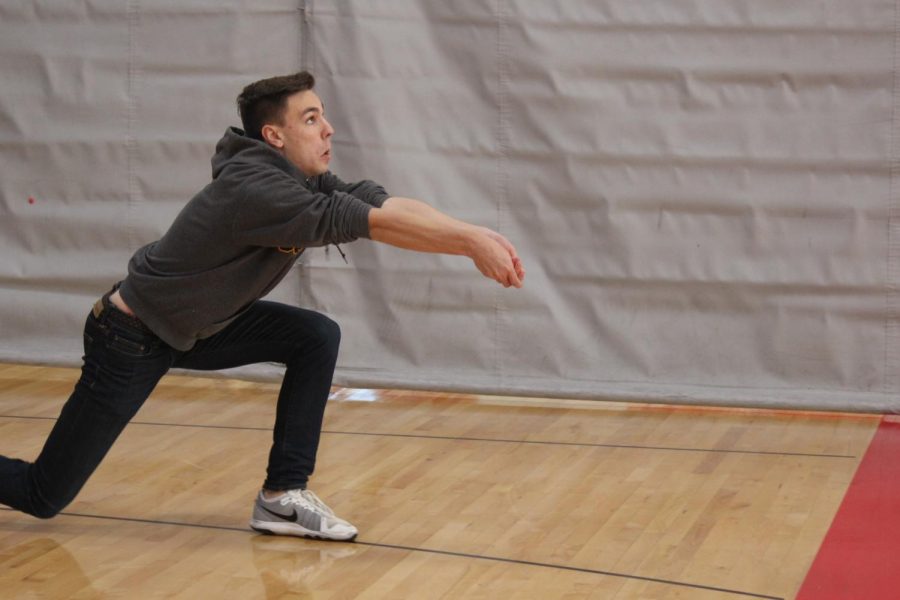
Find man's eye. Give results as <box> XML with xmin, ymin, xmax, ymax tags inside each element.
<box><xmin>306</xmin><ymin>117</ymin><xmax>317</xmax><ymax>125</ymax></box>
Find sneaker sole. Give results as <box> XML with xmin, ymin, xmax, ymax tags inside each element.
<box><xmin>249</xmin><ymin>519</ymin><xmax>358</xmax><ymax>542</ymax></box>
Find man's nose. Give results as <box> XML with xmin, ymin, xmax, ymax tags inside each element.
<box><xmin>322</xmin><ymin>117</ymin><xmax>334</xmax><ymax>138</ymax></box>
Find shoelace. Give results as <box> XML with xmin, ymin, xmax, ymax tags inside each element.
<box><xmin>280</xmin><ymin>489</ymin><xmax>336</xmax><ymax>517</ymax></box>
<box><xmin>300</xmin><ymin>490</ymin><xmax>337</xmax><ymax>516</ymax></box>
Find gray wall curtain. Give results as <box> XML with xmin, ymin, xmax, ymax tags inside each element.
<box><xmin>2</xmin><ymin>1</ymin><xmax>898</xmax><ymax>411</ymax></box>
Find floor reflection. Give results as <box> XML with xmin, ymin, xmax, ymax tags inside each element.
<box><xmin>0</xmin><ymin>537</ymin><xmax>101</xmax><ymax>599</ymax></box>
<box><xmin>250</xmin><ymin>536</ymin><xmax>358</xmax><ymax>599</ymax></box>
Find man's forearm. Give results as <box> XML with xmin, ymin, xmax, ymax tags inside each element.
<box><xmin>367</xmin><ymin>197</ymin><xmax>478</xmax><ymax>255</ymax></box>
<box><xmin>367</xmin><ymin>196</ymin><xmax>525</xmax><ymax>288</ymax></box>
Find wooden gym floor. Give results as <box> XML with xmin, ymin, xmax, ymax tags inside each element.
<box><xmin>0</xmin><ymin>363</ymin><xmax>885</xmax><ymax>599</ymax></box>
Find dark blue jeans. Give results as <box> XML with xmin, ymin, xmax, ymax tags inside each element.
<box><xmin>0</xmin><ymin>295</ymin><xmax>341</xmax><ymax>518</ymax></box>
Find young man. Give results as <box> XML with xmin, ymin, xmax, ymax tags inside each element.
<box><xmin>0</xmin><ymin>72</ymin><xmax>524</xmax><ymax>541</ymax></box>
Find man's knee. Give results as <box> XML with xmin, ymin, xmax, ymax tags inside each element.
<box><xmin>23</xmin><ymin>487</ymin><xmax>69</xmax><ymax>519</ymax></box>
<box><xmin>28</xmin><ymin>498</ymin><xmax>65</xmax><ymax>519</ymax></box>
<box><xmin>0</xmin><ymin>458</ymin><xmax>68</xmax><ymax>519</ymax></box>
<box><xmin>313</xmin><ymin>315</ymin><xmax>341</xmax><ymax>357</ymax></box>
<box><xmin>25</xmin><ymin>466</ymin><xmax>75</xmax><ymax>519</ymax></box>
<box><xmin>282</xmin><ymin>310</ymin><xmax>341</xmax><ymax>365</ymax></box>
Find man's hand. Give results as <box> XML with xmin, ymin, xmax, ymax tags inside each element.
<box><xmin>469</xmin><ymin>227</ymin><xmax>525</xmax><ymax>288</ymax></box>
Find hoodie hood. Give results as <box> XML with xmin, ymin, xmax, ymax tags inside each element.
<box><xmin>210</xmin><ymin>127</ymin><xmax>310</xmax><ymax>186</ymax></box>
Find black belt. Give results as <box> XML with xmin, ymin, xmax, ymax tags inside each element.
<box><xmin>92</xmin><ymin>291</ymin><xmax>153</xmax><ymax>333</ymax></box>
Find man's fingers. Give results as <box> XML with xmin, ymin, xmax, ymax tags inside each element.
<box><xmin>492</xmin><ymin>238</ymin><xmax>523</xmax><ymax>286</ymax></box>
<box><xmin>507</xmin><ymin>263</ymin><xmax>523</xmax><ymax>288</ymax></box>
<box><xmin>513</xmin><ymin>257</ymin><xmax>525</xmax><ymax>280</ymax></box>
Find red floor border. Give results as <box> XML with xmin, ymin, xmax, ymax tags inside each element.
<box><xmin>796</xmin><ymin>416</ymin><xmax>900</xmax><ymax>600</ymax></box>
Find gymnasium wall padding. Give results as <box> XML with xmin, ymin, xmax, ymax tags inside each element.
<box><xmin>1</xmin><ymin>1</ymin><xmax>898</xmax><ymax>411</ymax></box>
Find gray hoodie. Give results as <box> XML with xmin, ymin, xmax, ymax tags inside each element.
<box><xmin>118</xmin><ymin>127</ymin><xmax>389</xmax><ymax>351</ymax></box>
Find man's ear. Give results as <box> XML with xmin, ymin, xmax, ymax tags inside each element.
<box><xmin>261</xmin><ymin>124</ymin><xmax>283</xmax><ymax>148</ymax></box>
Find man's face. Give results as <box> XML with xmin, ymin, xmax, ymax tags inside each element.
<box><xmin>262</xmin><ymin>90</ymin><xmax>333</xmax><ymax>177</ymax></box>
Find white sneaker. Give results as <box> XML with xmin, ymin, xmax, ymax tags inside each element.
<box><xmin>249</xmin><ymin>489</ymin><xmax>358</xmax><ymax>541</ymax></box>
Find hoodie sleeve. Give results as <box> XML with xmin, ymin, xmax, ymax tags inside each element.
<box><xmin>230</xmin><ymin>165</ymin><xmax>373</xmax><ymax>247</ymax></box>
<box><xmin>318</xmin><ymin>171</ymin><xmax>390</xmax><ymax>208</ymax></box>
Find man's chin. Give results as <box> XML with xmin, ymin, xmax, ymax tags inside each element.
<box><xmin>297</xmin><ymin>165</ymin><xmax>329</xmax><ymax>178</ymax></box>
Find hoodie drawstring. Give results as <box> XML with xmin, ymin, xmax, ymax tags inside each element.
<box><xmin>327</xmin><ymin>244</ymin><xmax>349</xmax><ymax>264</ymax></box>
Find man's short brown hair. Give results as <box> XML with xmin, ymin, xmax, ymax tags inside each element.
<box><xmin>236</xmin><ymin>71</ymin><xmax>316</xmax><ymax>141</ymax></box>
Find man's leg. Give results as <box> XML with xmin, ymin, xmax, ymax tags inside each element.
<box><xmin>173</xmin><ymin>300</ymin><xmax>356</xmax><ymax>540</ymax></box>
<box><xmin>174</xmin><ymin>300</ymin><xmax>340</xmax><ymax>491</ymax></box>
<box><xmin>0</xmin><ymin>303</ymin><xmax>171</xmax><ymax>518</ymax></box>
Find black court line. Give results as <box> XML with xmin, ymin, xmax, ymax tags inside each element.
<box><xmin>324</xmin><ymin>429</ymin><xmax>856</xmax><ymax>459</ymax></box>
<box><xmin>0</xmin><ymin>507</ymin><xmax>783</xmax><ymax>600</ymax></box>
<box><xmin>0</xmin><ymin>414</ymin><xmax>856</xmax><ymax>459</ymax></box>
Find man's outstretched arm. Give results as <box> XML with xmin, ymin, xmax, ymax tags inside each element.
<box><xmin>367</xmin><ymin>197</ymin><xmax>525</xmax><ymax>288</ymax></box>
